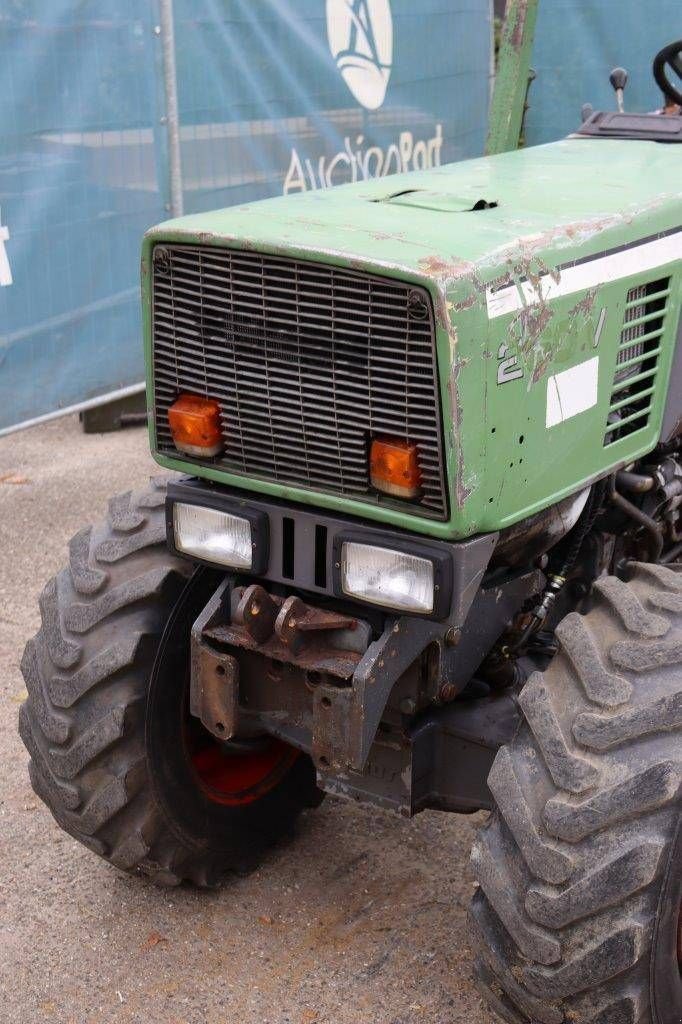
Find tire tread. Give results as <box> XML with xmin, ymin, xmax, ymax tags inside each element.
<box><xmin>470</xmin><ymin>564</ymin><xmax>682</xmax><ymax>1023</ymax></box>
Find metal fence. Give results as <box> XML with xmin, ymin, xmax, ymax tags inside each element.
<box><xmin>0</xmin><ymin>0</ymin><xmax>493</xmax><ymax>434</ymax></box>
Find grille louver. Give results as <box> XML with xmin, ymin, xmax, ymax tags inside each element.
<box><xmin>604</xmin><ymin>277</ymin><xmax>671</xmax><ymax>446</ymax></box>
<box><xmin>152</xmin><ymin>245</ymin><xmax>447</xmax><ymax>518</ymax></box>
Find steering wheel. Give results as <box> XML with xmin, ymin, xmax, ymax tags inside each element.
<box><xmin>653</xmin><ymin>39</ymin><xmax>682</xmax><ymax>106</ymax></box>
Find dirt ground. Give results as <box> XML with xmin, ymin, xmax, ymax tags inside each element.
<box><xmin>0</xmin><ymin>415</ymin><xmax>489</xmax><ymax>1024</ymax></box>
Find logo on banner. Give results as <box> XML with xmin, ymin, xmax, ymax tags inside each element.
<box><xmin>0</xmin><ymin>207</ymin><xmax>11</xmax><ymax>287</ymax></box>
<box><xmin>284</xmin><ymin>0</ymin><xmax>443</xmax><ymax>194</ymax></box>
<box><xmin>326</xmin><ymin>0</ymin><xmax>393</xmax><ymax>110</ymax></box>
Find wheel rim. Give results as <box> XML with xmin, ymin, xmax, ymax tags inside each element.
<box><xmin>163</xmin><ymin>572</ymin><xmax>302</xmax><ymax>808</ymax></box>
<box><xmin>189</xmin><ymin>735</ymin><xmax>299</xmax><ymax>806</ymax></box>
<box><xmin>144</xmin><ymin>566</ymin><xmax>321</xmax><ymax>873</ymax></box>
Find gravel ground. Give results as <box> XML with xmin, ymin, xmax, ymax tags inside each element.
<box><xmin>0</xmin><ymin>415</ymin><xmax>488</xmax><ymax>1024</ymax></box>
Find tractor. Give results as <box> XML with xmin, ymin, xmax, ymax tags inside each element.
<box><xmin>18</xmin><ymin>21</ymin><xmax>682</xmax><ymax>1024</ymax></box>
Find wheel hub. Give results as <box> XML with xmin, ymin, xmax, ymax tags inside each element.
<box><xmin>190</xmin><ymin>735</ymin><xmax>299</xmax><ymax>806</ymax></box>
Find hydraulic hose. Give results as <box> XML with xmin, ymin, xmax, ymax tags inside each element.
<box><xmin>513</xmin><ymin>478</ymin><xmax>609</xmax><ymax>651</ymax></box>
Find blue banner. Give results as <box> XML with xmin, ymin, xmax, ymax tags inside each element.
<box><xmin>0</xmin><ymin>2</ymin><xmax>166</xmax><ymax>433</ymax></box>
<box><xmin>0</xmin><ymin>0</ymin><xmax>492</xmax><ymax>433</ymax></box>
<box><xmin>173</xmin><ymin>0</ymin><xmax>492</xmax><ymax>208</ymax></box>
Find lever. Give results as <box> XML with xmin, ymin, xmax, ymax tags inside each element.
<box><xmin>609</xmin><ymin>67</ymin><xmax>628</xmax><ymax>112</ymax></box>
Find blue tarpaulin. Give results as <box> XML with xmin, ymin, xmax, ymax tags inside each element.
<box><xmin>525</xmin><ymin>0</ymin><xmax>680</xmax><ymax>145</ymax></box>
<box><xmin>0</xmin><ymin>0</ymin><xmax>492</xmax><ymax>433</ymax></box>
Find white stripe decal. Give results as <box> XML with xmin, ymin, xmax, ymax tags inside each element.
<box><xmin>546</xmin><ymin>356</ymin><xmax>599</xmax><ymax>428</ymax></box>
<box><xmin>486</xmin><ymin>231</ymin><xmax>681</xmax><ymax>319</ymax></box>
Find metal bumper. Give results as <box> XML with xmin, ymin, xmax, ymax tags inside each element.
<box><xmin>169</xmin><ymin>479</ymin><xmax>539</xmax><ymax>812</ymax></box>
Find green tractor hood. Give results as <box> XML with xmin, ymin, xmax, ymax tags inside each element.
<box><xmin>143</xmin><ymin>138</ymin><xmax>682</xmax><ymax>539</ymax></box>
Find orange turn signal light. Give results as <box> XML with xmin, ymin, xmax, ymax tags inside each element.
<box><xmin>370</xmin><ymin>438</ymin><xmax>422</xmax><ymax>499</ymax></box>
<box><xmin>168</xmin><ymin>393</ymin><xmax>223</xmax><ymax>457</ymax></box>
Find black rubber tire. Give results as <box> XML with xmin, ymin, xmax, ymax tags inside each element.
<box><xmin>469</xmin><ymin>563</ymin><xmax>682</xmax><ymax>1024</ymax></box>
<box><xmin>19</xmin><ymin>478</ymin><xmax>321</xmax><ymax>887</ymax></box>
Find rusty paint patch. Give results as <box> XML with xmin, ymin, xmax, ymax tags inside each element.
<box><xmin>447</xmin><ymin>352</ymin><xmax>472</xmax><ymax>509</ymax></box>
<box><xmin>568</xmin><ymin>287</ymin><xmax>598</xmax><ymax>320</ymax></box>
<box><xmin>508</xmin><ymin>297</ymin><xmax>554</xmax><ymax>367</ymax></box>
<box><xmin>477</xmin><ymin>214</ymin><xmax>623</xmax><ymax>276</ymax></box>
<box><xmin>451</xmin><ymin>291</ymin><xmax>478</xmax><ymax>313</ymax></box>
<box><xmin>531</xmin><ymin>349</ymin><xmax>553</xmax><ymax>384</ymax></box>
<box><xmin>494</xmin><ymin>249</ymin><xmax>568</xmax><ymax>386</ymax></box>
<box><xmin>433</xmin><ymin>293</ymin><xmax>453</xmax><ymax>333</ymax></box>
<box><xmin>486</xmin><ymin>268</ymin><xmax>516</xmax><ymax>294</ymax></box>
<box><xmin>511</xmin><ymin>0</ymin><xmax>530</xmax><ymax>50</ymax></box>
<box><xmin>418</xmin><ymin>255</ymin><xmax>475</xmax><ymax>280</ymax></box>
<box><xmin>520</xmin><ymin>303</ymin><xmax>553</xmax><ymax>352</ymax></box>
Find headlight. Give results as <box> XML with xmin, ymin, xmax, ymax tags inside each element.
<box><xmin>340</xmin><ymin>541</ymin><xmax>435</xmax><ymax>614</ymax></box>
<box><xmin>173</xmin><ymin>502</ymin><xmax>253</xmax><ymax>569</ymax></box>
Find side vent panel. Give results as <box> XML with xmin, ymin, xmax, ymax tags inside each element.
<box><xmin>604</xmin><ymin>276</ymin><xmax>671</xmax><ymax>446</ymax></box>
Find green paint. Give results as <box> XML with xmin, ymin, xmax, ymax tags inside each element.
<box><xmin>143</xmin><ymin>137</ymin><xmax>682</xmax><ymax>541</ymax></box>
<box><xmin>486</xmin><ymin>0</ymin><xmax>539</xmax><ymax>155</ymax></box>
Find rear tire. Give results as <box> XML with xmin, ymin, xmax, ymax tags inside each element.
<box><xmin>469</xmin><ymin>563</ymin><xmax>682</xmax><ymax>1024</ymax></box>
<box><xmin>19</xmin><ymin>479</ymin><xmax>322</xmax><ymax>887</ymax></box>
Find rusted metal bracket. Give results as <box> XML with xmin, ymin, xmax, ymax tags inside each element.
<box><xmin>314</xmin><ymin>616</ymin><xmax>445</xmax><ymax>772</ymax></box>
<box><xmin>234</xmin><ymin>585</ymin><xmax>356</xmax><ymax>655</ymax></box>
<box><xmin>233</xmin><ymin>584</ymin><xmax>279</xmax><ymax>643</ymax></box>
<box><xmin>190</xmin><ymin>579</ymin><xmax>370</xmax><ymax>760</ymax></box>
<box><xmin>311</xmin><ymin>567</ymin><xmax>543</xmax><ymax>773</ymax></box>
<box><xmin>189</xmin><ymin>577</ymin><xmax>240</xmax><ymax>740</ymax></box>
<box><xmin>193</xmin><ymin>644</ymin><xmax>239</xmax><ymax>741</ymax></box>
<box><xmin>205</xmin><ymin>584</ymin><xmax>364</xmax><ymax>681</ymax></box>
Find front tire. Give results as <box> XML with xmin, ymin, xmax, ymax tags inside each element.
<box><xmin>470</xmin><ymin>563</ymin><xmax>682</xmax><ymax>1024</ymax></box>
<box><xmin>19</xmin><ymin>479</ymin><xmax>321</xmax><ymax>887</ymax></box>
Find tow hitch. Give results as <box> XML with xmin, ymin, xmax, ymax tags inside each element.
<box><xmin>187</xmin><ymin>574</ymin><xmax>522</xmax><ymax>816</ymax></box>
<box><xmin>189</xmin><ymin>579</ymin><xmax>372</xmax><ymax>769</ymax></box>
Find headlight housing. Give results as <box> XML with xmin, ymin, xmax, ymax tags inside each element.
<box><xmin>168</xmin><ymin>486</ymin><xmax>453</xmax><ymax>619</ymax></box>
<box><xmin>339</xmin><ymin>541</ymin><xmax>437</xmax><ymax>614</ymax></box>
<box><xmin>173</xmin><ymin>502</ymin><xmax>262</xmax><ymax>570</ymax></box>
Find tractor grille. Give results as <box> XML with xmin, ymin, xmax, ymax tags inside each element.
<box><xmin>151</xmin><ymin>244</ymin><xmax>447</xmax><ymax>518</ymax></box>
<box><xmin>604</xmin><ymin>277</ymin><xmax>671</xmax><ymax>446</ymax></box>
